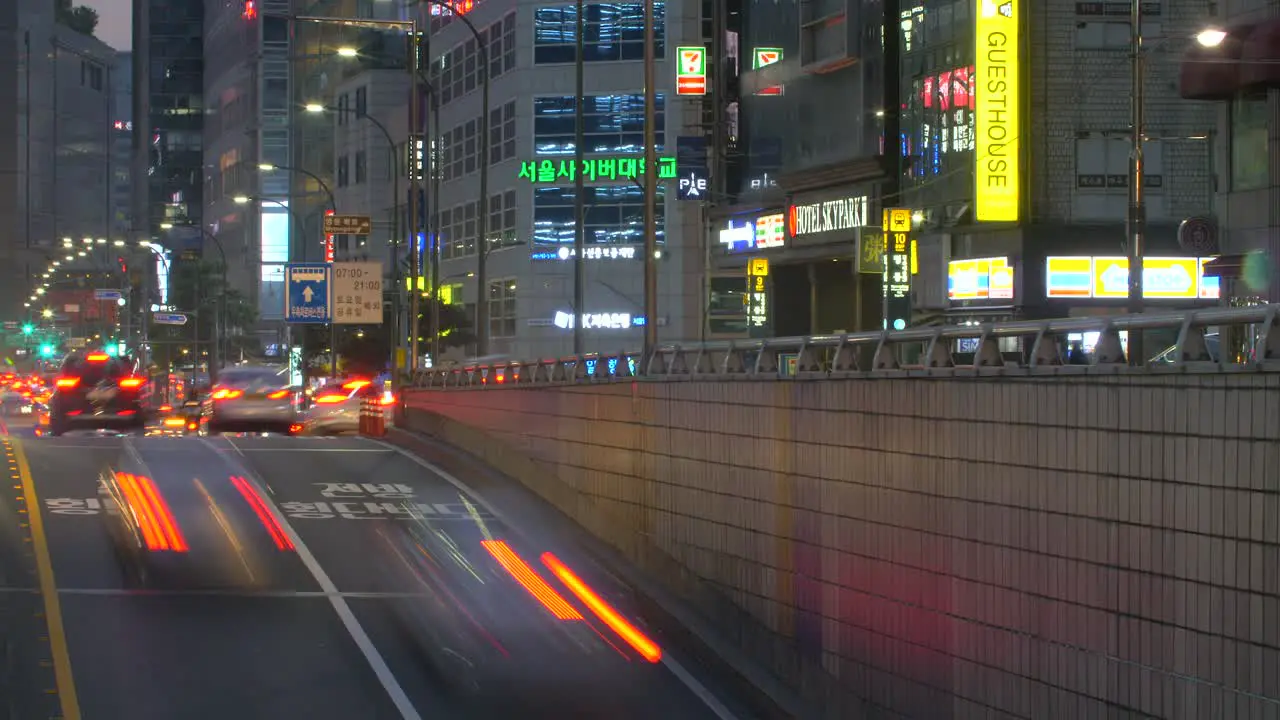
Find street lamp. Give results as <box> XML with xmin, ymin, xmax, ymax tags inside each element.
<box><xmin>336</xmin><ymin>46</ymin><xmax>359</xmax><ymax>58</ymax></box>
<box><xmin>1196</xmin><ymin>28</ymin><xmax>1227</xmax><ymax>47</ymax></box>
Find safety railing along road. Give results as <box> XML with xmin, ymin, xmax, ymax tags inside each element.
<box><xmin>409</xmin><ymin>305</ymin><xmax>1280</xmax><ymax>388</ymax></box>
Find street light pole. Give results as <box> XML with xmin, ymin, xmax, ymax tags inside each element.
<box><xmin>641</xmin><ymin>0</ymin><xmax>657</xmax><ymax>361</ymax></box>
<box><xmin>572</xmin><ymin>0</ymin><xmax>586</xmax><ymax>355</ymax></box>
<box><xmin>1127</xmin><ymin>0</ymin><xmax>1146</xmax><ymax>364</ymax></box>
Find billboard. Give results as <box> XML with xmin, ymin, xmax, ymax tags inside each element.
<box><xmin>1045</xmin><ymin>256</ymin><xmax>1221</xmax><ymax>300</ymax></box>
<box><xmin>975</xmin><ymin>0</ymin><xmax>1020</xmax><ymax>222</ymax></box>
<box><xmin>948</xmin><ymin>256</ymin><xmax>1014</xmax><ymax>301</ymax></box>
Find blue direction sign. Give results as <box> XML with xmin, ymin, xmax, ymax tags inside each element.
<box><xmin>94</xmin><ymin>289</ymin><xmax>123</xmax><ymax>301</ymax></box>
<box><xmin>153</xmin><ymin>312</ymin><xmax>188</xmax><ymax>326</ymax></box>
<box><xmin>285</xmin><ymin>263</ymin><xmax>332</xmax><ymax>324</ymax></box>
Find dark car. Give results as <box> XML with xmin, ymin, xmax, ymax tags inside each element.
<box><xmin>48</xmin><ymin>352</ymin><xmax>148</xmax><ymax>436</ymax></box>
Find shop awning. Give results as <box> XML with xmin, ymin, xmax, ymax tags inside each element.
<box><xmin>1179</xmin><ymin>23</ymin><xmax>1256</xmax><ymax>101</ymax></box>
<box><xmin>1201</xmin><ymin>254</ymin><xmax>1247</xmax><ymax>280</ymax></box>
<box><xmin>1239</xmin><ymin>19</ymin><xmax>1280</xmax><ymax>87</ymax></box>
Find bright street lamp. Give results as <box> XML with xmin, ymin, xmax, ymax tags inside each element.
<box><xmin>1196</xmin><ymin>28</ymin><xmax>1227</xmax><ymax>47</ymax></box>
<box><xmin>160</xmin><ymin>223</ymin><xmax>173</xmax><ymax>230</ymax></box>
<box><xmin>258</xmin><ymin>163</ymin><xmax>275</xmax><ymax>172</ymax></box>
<box><xmin>304</xmin><ymin>103</ymin><xmax>325</xmax><ymax>113</ymax></box>
<box><xmin>233</xmin><ymin>195</ymin><xmax>251</xmax><ymax>204</ymax></box>
<box><xmin>336</xmin><ymin>47</ymin><xmax>358</xmax><ymax>57</ymax></box>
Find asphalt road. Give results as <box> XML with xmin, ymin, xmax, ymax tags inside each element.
<box><xmin>0</xmin><ymin>421</ymin><xmax>748</xmax><ymax>720</ymax></box>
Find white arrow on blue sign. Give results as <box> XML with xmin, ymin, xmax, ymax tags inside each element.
<box><xmin>285</xmin><ymin>263</ymin><xmax>332</xmax><ymax>324</ymax></box>
<box><xmin>94</xmin><ymin>289</ymin><xmax>123</xmax><ymax>301</ymax></box>
<box><xmin>153</xmin><ymin>312</ymin><xmax>188</xmax><ymax>326</ymax></box>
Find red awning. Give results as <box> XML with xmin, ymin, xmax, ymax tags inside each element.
<box><xmin>1180</xmin><ymin>24</ymin><xmax>1255</xmax><ymax>101</ymax></box>
<box><xmin>1239</xmin><ymin>19</ymin><xmax>1280</xmax><ymax>88</ymax></box>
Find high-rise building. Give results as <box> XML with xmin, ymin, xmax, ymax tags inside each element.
<box><xmin>2</xmin><ymin>0</ymin><xmax>119</xmax><ymax>317</ymax></box>
<box><xmin>309</xmin><ymin>0</ymin><xmax>706</xmax><ymax>362</ymax></box>
<box><xmin>132</xmin><ymin>0</ymin><xmax>203</xmax><ymax>301</ymax></box>
<box><xmin>204</xmin><ymin>0</ymin><xmax>294</xmax><ymax>348</ymax></box>
<box><xmin>111</xmin><ymin>52</ymin><xmax>133</xmax><ymax>237</ymax></box>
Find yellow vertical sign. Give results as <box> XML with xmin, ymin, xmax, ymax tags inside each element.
<box><xmin>975</xmin><ymin>0</ymin><xmax>1020</xmax><ymax>222</ymax></box>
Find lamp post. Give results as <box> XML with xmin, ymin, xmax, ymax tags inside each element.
<box><xmin>411</xmin><ymin>0</ymin><xmax>491</xmax><ymax>357</ymax></box>
<box><xmin>304</xmin><ymin>101</ymin><xmax>402</xmax><ymax>369</ymax></box>
<box><xmin>259</xmin><ymin>162</ymin><xmax>340</xmax><ymax>377</ymax></box>
<box><xmin>641</xmin><ymin>0</ymin><xmax>657</xmax><ymax>360</ymax></box>
<box><xmin>159</xmin><ymin>222</ymin><xmax>229</xmax><ymax>383</ymax></box>
<box><xmin>572</xmin><ymin>0</ymin><xmax>586</xmax><ymax>355</ymax></box>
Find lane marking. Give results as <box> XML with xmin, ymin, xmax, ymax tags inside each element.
<box><xmin>373</xmin><ymin>437</ymin><xmax>739</xmax><ymax>720</ymax></box>
<box><xmin>0</xmin><ymin>586</ymin><xmax>450</xmax><ymax>599</ymax></box>
<box><xmin>9</xmin><ymin>438</ymin><xmax>82</xmax><ymax>720</ymax></box>
<box><xmin>224</xmin><ymin>448</ymin><xmax>394</xmax><ymax>453</ymax></box>
<box><xmin>202</xmin><ymin>437</ymin><xmax>423</xmax><ymax>720</ymax></box>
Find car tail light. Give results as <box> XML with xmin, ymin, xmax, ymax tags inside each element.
<box><xmin>86</xmin><ymin>353</ymin><xmax>109</xmax><ymax>362</ymax></box>
<box><xmin>379</xmin><ymin>394</ymin><xmax>396</xmax><ymax>406</ymax></box>
<box><xmin>342</xmin><ymin>379</ymin><xmax>371</xmax><ymax>391</ymax></box>
<box><xmin>118</xmin><ymin>377</ymin><xmax>145</xmax><ymax>389</ymax></box>
<box><xmin>314</xmin><ymin>394</ymin><xmax>347</xmax><ymax>404</ymax></box>
<box><xmin>267</xmin><ymin>389</ymin><xmax>290</xmax><ymax>400</ymax></box>
<box><xmin>55</xmin><ymin>377</ymin><xmax>80</xmax><ymax>389</ymax></box>
<box><xmin>163</xmin><ymin>417</ymin><xmax>186</xmax><ymax>428</ymax></box>
<box><xmin>159</xmin><ymin>405</ymin><xmax>172</xmax><ymax>412</ymax></box>
<box><xmin>211</xmin><ymin>388</ymin><xmax>243</xmax><ymax>400</ymax></box>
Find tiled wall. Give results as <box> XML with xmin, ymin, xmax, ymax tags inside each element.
<box><xmin>404</xmin><ymin>373</ymin><xmax>1280</xmax><ymax>719</ymax></box>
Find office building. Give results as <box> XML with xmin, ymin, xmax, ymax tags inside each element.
<box><xmin>111</xmin><ymin>52</ymin><xmax>133</xmax><ymax>236</ymax></box>
<box><xmin>132</xmin><ymin>0</ymin><xmax>203</xmax><ymax>304</ymax></box>
<box><xmin>316</xmin><ymin>0</ymin><xmax>704</xmax><ymax>362</ymax></box>
<box><xmin>1179</xmin><ymin>5</ymin><xmax>1280</xmax><ymax>303</ymax></box>
<box><xmin>2</xmin><ymin>0</ymin><xmax>119</xmax><ymax>316</ymax></box>
<box><xmin>204</xmin><ymin>0</ymin><xmax>293</xmax><ymax>346</ymax></box>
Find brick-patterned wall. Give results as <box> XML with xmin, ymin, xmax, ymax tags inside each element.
<box><xmin>404</xmin><ymin>374</ymin><xmax>1280</xmax><ymax>719</ymax></box>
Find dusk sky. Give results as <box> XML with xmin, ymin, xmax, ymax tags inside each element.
<box><xmin>82</xmin><ymin>0</ymin><xmax>131</xmax><ymax>51</ymax></box>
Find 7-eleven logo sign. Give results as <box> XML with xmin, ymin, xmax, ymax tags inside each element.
<box><xmin>753</xmin><ymin>47</ymin><xmax>783</xmax><ymax>96</ymax></box>
<box><xmin>676</xmin><ymin>46</ymin><xmax>707</xmax><ymax>96</ymax></box>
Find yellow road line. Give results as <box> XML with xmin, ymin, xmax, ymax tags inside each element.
<box><xmin>9</xmin><ymin>438</ymin><xmax>82</xmax><ymax>720</ymax></box>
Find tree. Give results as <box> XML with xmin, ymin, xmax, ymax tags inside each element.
<box><xmin>414</xmin><ymin>296</ymin><xmax>475</xmax><ymax>355</ymax></box>
<box><xmin>55</xmin><ymin>0</ymin><xmax>98</xmax><ymax>36</ymax></box>
<box><xmin>148</xmin><ymin>258</ymin><xmax>258</xmax><ymax>372</ymax></box>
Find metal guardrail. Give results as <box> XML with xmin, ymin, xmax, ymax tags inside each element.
<box><xmin>408</xmin><ymin>305</ymin><xmax>1280</xmax><ymax>388</ymax></box>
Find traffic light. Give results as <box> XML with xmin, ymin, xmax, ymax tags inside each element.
<box><xmin>38</xmin><ymin>344</ymin><xmax>54</xmax><ymax>358</ymax></box>
<box><xmin>118</xmin><ymin>256</ymin><xmax>128</xmax><ymax>274</ymax></box>
<box><xmin>21</xmin><ymin>324</ymin><xmax>33</xmax><ymax>335</ymax></box>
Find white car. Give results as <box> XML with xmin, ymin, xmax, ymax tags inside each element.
<box><xmin>202</xmin><ymin>365</ymin><xmax>299</xmax><ymax>434</ymax></box>
<box><xmin>300</xmin><ymin>379</ymin><xmax>394</xmax><ymax>435</ymax></box>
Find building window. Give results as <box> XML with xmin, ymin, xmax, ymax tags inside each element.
<box><xmin>80</xmin><ymin>61</ymin><xmax>104</xmax><ymax>91</ymax></box>
<box><xmin>487</xmin><ymin>278</ymin><xmax>517</xmax><ymax>339</ymax></box>
<box><xmin>1231</xmin><ymin>92</ymin><xmax>1268</xmax><ymax>191</ymax></box>
<box><xmin>440</xmin><ymin>201</ymin><xmax>478</xmax><ymax>260</ymax></box>
<box><xmin>337</xmin><ymin>94</ymin><xmax>349</xmax><ymax>126</ymax></box>
<box><xmin>430</xmin><ymin>12</ymin><xmax>517</xmax><ymax>108</ymax></box>
<box><xmin>354</xmin><ymin>87</ymin><xmax>368</xmax><ymax>118</ymax></box>
<box><xmin>533</xmin><ymin>184</ymin><xmax>664</xmax><ymax>247</ymax></box>
<box><xmin>489</xmin><ymin>101</ymin><xmax>516</xmax><ymax>165</ymax></box>
<box><xmin>354</xmin><ymin>150</ymin><xmax>367</xmax><ymax>184</ymax></box>
<box><xmin>1073</xmin><ymin>136</ymin><xmax>1165</xmax><ymax>221</ymax></box>
<box><xmin>534</xmin><ymin>2</ymin><xmax>666</xmax><ymax>64</ymax></box>
<box><xmin>533</xmin><ymin>94</ymin><xmax>665</xmax><ymax>156</ymax></box>
<box><xmin>337</xmin><ymin>155</ymin><xmax>350</xmax><ymax>187</ymax></box>
<box><xmin>486</xmin><ymin>190</ymin><xmax>519</xmax><ymax>251</ymax></box>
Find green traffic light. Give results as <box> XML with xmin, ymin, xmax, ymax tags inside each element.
<box><xmin>22</xmin><ymin>324</ymin><xmax>33</xmax><ymax>335</ymax></box>
<box><xmin>38</xmin><ymin>344</ymin><xmax>54</xmax><ymax>358</ymax></box>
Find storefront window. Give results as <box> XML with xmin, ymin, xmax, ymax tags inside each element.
<box><xmin>1231</xmin><ymin>92</ymin><xmax>1268</xmax><ymax>191</ymax></box>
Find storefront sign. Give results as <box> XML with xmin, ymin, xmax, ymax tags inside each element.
<box><xmin>676</xmin><ymin>46</ymin><xmax>708</xmax><ymax>96</ymax></box>
<box><xmin>718</xmin><ymin>213</ymin><xmax>785</xmax><ymax>252</ymax></box>
<box><xmin>948</xmin><ymin>256</ymin><xmax>1014</xmax><ymax>301</ymax></box>
<box><xmin>882</xmin><ymin>208</ymin><xmax>912</xmax><ymax>330</ymax></box>
<box><xmin>858</xmin><ymin>232</ymin><xmax>884</xmax><ymax>274</ymax></box>
<box><xmin>531</xmin><ymin>246</ymin><xmax>639</xmax><ymax>261</ymax></box>
<box><xmin>975</xmin><ymin>0</ymin><xmax>1020</xmax><ymax>222</ymax></box>
<box><xmin>517</xmin><ymin>156</ymin><xmax>677</xmax><ymax>183</ymax></box>
<box><xmin>551</xmin><ymin>311</ymin><xmax>642</xmax><ymax>330</ymax></box>
<box><xmin>1045</xmin><ymin>256</ymin><xmax>1221</xmax><ymax>300</ymax></box>
<box><xmin>788</xmin><ymin>195</ymin><xmax>870</xmax><ymax>238</ymax></box>
<box><xmin>752</xmin><ymin>48</ymin><xmax>784</xmax><ymax>96</ymax></box>
<box><xmin>746</xmin><ymin>258</ymin><xmax>769</xmax><ymax>335</ymax></box>
<box><xmin>677</xmin><ymin>169</ymin><xmax>709</xmax><ymax>200</ymax></box>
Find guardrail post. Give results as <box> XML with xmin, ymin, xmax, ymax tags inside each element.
<box><xmin>974</xmin><ymin>330</ymin><xmax>1005</xmax><ymax>368</ymax></box>
<box><xmin>1094</xmin><ymin>325</ymin><xmax>1127</xmax><ymax>365</ymax></box>
<box><xmin>872</xmin><ymin>334</ymin><xmax>898</xmax><ymax>371</ymax></box>
<box><xmin>753</xmin><ymin>345</ymin><xmax>779</xmax><ymax>374</ymax></box>
<box><xmin>924</xmin><ymin>330</ymin><xmax>954</xmax><ymax>368</ymax></box>
<box><xmin>1027</xmin><ymin>325</ymin><xmax>1062</xmax><ymax>369</ymax></box>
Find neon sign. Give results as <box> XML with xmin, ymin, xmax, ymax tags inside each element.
<box><xmin>517</xmin><ymin>156</ymin><xmax>677</xmax><ymax>183</ymax></box>
<box><xmin>975</xmin><ymin>0</ymin><xmax>1020</xmax><ymax>222</ymax></box>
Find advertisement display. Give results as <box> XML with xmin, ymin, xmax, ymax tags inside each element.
<box><xmin>882</xmin><ymin>208</ymin><xmax>912</xmax><ymax>330</ymax></box>
<box><xmin>948</xmin><ymin>256</ymin><xmax>1014</xmax><ymax>301</ymax></box>
<box><xmin>718</xmin><ymin>213</ymin><xmax>785</xmax><ymax>252</ymax></box>
<box><xmin>746</xmin><ymin>257</ymin><xmax>770</xmax><ymax>335</ymax></box>
<box><xmin>975</xmin><ymin>0</ymin><xmax>1020</xmax><ymax>222</ymax></box>
<box><xmin>676</xmin><ymin>47</ymin><xmax>708</xmax><ymax>96</ymax></box>
<box><xmin>1045</xmin><ymin>256</ymin><xmax>1221</xmax><ymax>300</ymax></box>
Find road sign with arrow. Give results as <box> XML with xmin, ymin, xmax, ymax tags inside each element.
<box><xmin>285</xmin><ymin>263</ymin><xmax>332</xmax><ymax>324</ymax></box>
<box><xmin>152</xmin><ymin>312</ymin><xmax>188</xmax><ymax>326</ymax></box>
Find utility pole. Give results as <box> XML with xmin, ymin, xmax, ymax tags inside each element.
<box><xmin>408</xmin><ymin>30</ymin><xmax>422</xmax><ymax>374</ymax></box>
<box><xmin>1127</xmin><ymin>0</ymin><xmax>1146</xmax><ymax>364</ymax></box>
<box><xmin>641</xmin><ymin>0</ymin><xmax>657</xmax><ymax>361</ymax></box>
<box><xmin>572</xmin><ymin>0</ymin><xmax>586</xmax><ymax>355</ymax></box>
<box><xmin>881</xmin><ymin>0</ymin><xmax>903</xmax><ymax>329</ymax></box>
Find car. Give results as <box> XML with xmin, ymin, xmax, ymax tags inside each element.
<box><xmin>298</xmin><ymin>378</ymin><xmax>393</xmax><ymax>435</ymax></box>
<box><xmin>47</xmin><ymin>352</ymin><xmax>148</xmax><ymax>436</ymax></box>
<box><xmin>201</xmin><ymin>365</ymin><xmax>298</xmax><ymax>434</ymax></box>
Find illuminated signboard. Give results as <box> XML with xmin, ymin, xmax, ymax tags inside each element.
<box><xmin>882</xmin><ymin>208</ymin><xmax>912</xmax><ymax>330</ymax></box>
<box><xmin>753</xmin><ymin>48</ymin><xmax>783</xmax><ymax>96</ymax></box>
<box><xmin>718</xmin><ymin>213</ymin><xmax>785</xmax><ymax>252</ymax></box>
<box><xmin>517</xmin><ymin>156</ymin><xmax>677</xmax><ymax>184</ymax></box>
<box><xmin>975</xmin><ymin>0</ymin><xmax>1020</xmax><ymax>222</ymax></box>
<box><xmin>788</xmin><ymin>196</ymin><xmax>870</xmax><ymax>238</ymax></box>
<box><xmin>746</xmin><ymin>258</ymin><xmax>769</xmax><ymax>334</ymax></box>
<box><xmin>242</xmin><ymin>1</ymin><xmax>257</xmax><ymax>20</ymax></box>
<box><xmin>552</xmin><ymin>311</ymin><xmax>642</xmax><ymax>330</ymax></box>
<box><xmin>1045</xmin><ymin>256</ymin><xmax>1221</xmax><ymax>300</ymax></box>
<box><xmin>431</xmin><ymin>0</ymin><xmax>475</xmax><ymax>14</ymax></box>
<box><xmin>676</xmin><ymin>47</ymin><xmax>708</xmax><ymax>96</ymax></box>
<box><xmin>531</xmin><ymin>246</ymin><xmax>639</xmax><ymax>261</ymax></box>
<box><xmin>324</xmin><ymin>209</ymin><xmax>335</xmax><ymax>263</ymax></box>
<box><xmin>948</xmin><ymin>256</ymin><xmax>1014</xmax><ymax>301</ymax></box>
<box><xmin>112</xmin><ymin>121</ymin><xmax>133</xmax><ymax>131</ymax></box>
